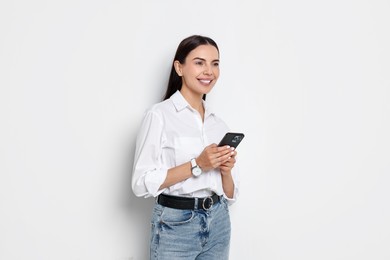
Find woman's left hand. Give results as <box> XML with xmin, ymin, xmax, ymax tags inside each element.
<box><xmin>219</xmin><ymin>149</ymin><xmax>237</xmax><ymax>176</ymax></box>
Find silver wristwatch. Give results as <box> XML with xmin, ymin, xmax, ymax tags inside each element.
<box><xmin>190</xmin><ymin>158</ymin><xmax>202</xmax><ymax>177</ymax></box>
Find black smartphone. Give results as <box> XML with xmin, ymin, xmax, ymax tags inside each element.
<box><xmin>218</xmin><ymin>132</ymin><xmax>245</xmax><ymax>148</ymax></box>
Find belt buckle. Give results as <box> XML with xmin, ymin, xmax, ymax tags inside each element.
<box><xmin>202</xmin><ymin>196</ymin><xmax>214</xmax><ymax>210</ymax></box>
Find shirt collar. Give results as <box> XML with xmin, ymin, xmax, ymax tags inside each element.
<box><xmin>171</xmin><ymin>90</ymin><xmax>189</xmax><ymax>112</ymax></box>
<box><xmin>170</xmin><ymin>90</ymin><xmax>214</xmax><ymax>117</ymax></box>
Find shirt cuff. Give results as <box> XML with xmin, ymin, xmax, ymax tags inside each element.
<box><xmin>144</xmin><ymin>168</ymin><xmax>168</xmax><ymax>197</ymax></box>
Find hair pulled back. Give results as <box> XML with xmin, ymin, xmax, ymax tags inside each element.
<box><xmin>163</xmin><ymin>35</ymin><xmax>219</xmax><ymax>101</ymax></box>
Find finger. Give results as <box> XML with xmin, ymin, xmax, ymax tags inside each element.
<box><xmin>207</xmin><ymin>145</ymin><xmax>235</xmax><ymax>167</ymax></box>
<box><xmin>206</xmin><ymin>149</ymin><xmax>230</xmax><ymax>167</ymax></box>
<box><xmin>221</xmin><ymin>156</ymin><xmax>236</xmax><ymax>167</ymax></box>
<box><xmin>223</xmin><ymin>148</ymin><xmax>236</xmax><ymax>160</ymax></box>
<box><xmin>217</xmin><ymin>147</ymin><xmax>235</xmax><ymax>159</ymax></box>
<box><xmin>210</xmin><ymin>153</ymin><xmax>230</xmax><ymax>168</ymax></box>
<box><xmin>217</xmin><ymin>153</ymin><xmax>231</xmax><ymax>163</ymax></box>
<box><xmin>221</xmin><ymin>162</ymin><xmax>235</xmax><ymax>170</ymax></box>
<box><xmin>216</xmin><ymin>145</ymin><xmax>232</xmax><ymax>153</ymax></box>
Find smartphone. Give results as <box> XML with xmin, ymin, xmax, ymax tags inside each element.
<box><xmin>218</xmin><ymin>132</ymin><xmax>245</xmax><ymax>148</ymax></box>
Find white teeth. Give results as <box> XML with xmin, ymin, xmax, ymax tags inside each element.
<box><xmin>199</xmin><ymin>80</ymin><xmax>211</xmax><ymax>84</ymax></box>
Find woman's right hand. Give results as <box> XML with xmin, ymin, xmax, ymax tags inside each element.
<box><xmin>196</xmin><ymin>144</ymin><xmax>235</xmax><ymax>171</ymax></box>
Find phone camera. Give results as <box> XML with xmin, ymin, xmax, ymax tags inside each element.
<box><xmin>233</xmin><ymin>136</ymin><xmax>242</xmax><ymax>143</ymax></box>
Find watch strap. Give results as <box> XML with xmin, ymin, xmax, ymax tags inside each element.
<box><xmin>190</xmin><ymin>158</ymin><xmax>197</xmax><ymax>168</ymax></box>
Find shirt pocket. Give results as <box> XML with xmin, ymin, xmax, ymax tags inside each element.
<box><xmin>174</xmin><ymin>137</ymin><xmax>203</xmax><ymax>166</ymax></box>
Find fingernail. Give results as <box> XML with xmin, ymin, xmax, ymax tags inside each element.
<box><xmin>230</xmin><ymin>147</ymin><xmax>235</xmax><ymax>151</ymax></box>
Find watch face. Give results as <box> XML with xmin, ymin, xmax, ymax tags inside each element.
<box><xmin>192</xmin><ymin>167</ymin><xmax>202</xmax><ymax>177</ymax></box>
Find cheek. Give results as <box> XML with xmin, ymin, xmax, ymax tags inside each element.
<box><xmin>184</xmin><ymin>67</ymin><xmax>200</xmax><ymax>77</ymax></box>
<box><xmin>213</xmin><ymin>68</ymin><xmax>220</xmax><ymax>79</ymax></box>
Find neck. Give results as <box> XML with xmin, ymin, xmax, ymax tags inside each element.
<box><xmin>180</xmin><ymin>89</ymin><xmax>204</xmax><ymax>115</ymax></box>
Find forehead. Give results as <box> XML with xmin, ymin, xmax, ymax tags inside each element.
<box><xmin>186</xmin><ymin>44</ymin><xmax>219</xmax><ymax>60</ymax></box>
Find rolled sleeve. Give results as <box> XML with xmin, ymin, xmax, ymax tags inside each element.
<box><xmin>223</xmin><ymin>165</ymin><xmax>240</xmax><ymax>205</ymax></box>
<box><xmin>133</xmin><ymin>168</ymin><xmax>168</xmax><ymax>197</ymax></box>
<box><xmin>132</xmin><ymin>110</ymin><xmax>167</xmax><ymax>198</ymax></box>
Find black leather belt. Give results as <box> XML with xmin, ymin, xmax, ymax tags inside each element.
<box><xmin>157</xmin><ymin>193</ymin><xmax>221</xmax><ymax>210</ymax></box>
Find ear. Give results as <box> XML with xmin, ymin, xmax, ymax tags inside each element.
<box><xmin>174</xmin><ymin>61</ymin><xmax>183</xmax><ymax>76</ymax></box>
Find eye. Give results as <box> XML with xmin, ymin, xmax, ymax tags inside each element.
<box><xmin>195</xmin><ymin>60</ymin><xmax>204</xmax><ymax>66</ymax></box>
<box><xmin>213</xmin><ymin>62</ymin><xmax>219</xmax><ymax>67</ymax></box>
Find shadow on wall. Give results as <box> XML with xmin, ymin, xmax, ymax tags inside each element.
<box><xmin>121</xmin><ymin>135</ymin><xmax>155</xmax><ymax>259</ymax></box>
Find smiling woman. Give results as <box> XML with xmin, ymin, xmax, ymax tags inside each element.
<box><xmin>174</xmin><ymin>44</ymin><xmax>220</xmax><ymax>101</ymax></box>
<box><xmin>132</xmin><ymin>35</ymin><xmax>240</xmax><ymax>259</ymax></box>
<box><xmin>174</xmin><ymin>44</ymin><xmax>220</xmax><ymax>121</ymax></box>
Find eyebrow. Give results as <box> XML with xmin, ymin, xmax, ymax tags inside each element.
<box><xmin>192</xmin><ymin>57</ymin><xmax>220</xmax><ymax>62</ymax></box>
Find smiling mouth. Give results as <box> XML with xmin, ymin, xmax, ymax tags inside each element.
<box><xmin>198</xmin><ymin>79</ymin><xmax>213</xmax><ymax>85</ymax></box>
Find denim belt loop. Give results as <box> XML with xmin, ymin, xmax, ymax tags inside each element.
<box><xmin>194</xmin><ymin>197</ymin><xmax>199</xmax><ymax>210</ymax></box>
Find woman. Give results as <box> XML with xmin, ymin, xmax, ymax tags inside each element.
<box><xmin>132</xmin><ymin>35</ymin><xmax>240</xmax><ymax>259</ymax></box>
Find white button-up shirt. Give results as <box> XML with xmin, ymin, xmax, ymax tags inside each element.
<box><xmin>132</xmin><ymin>91</ymin><xmax>240</xmax><ymax>203</ymax></box>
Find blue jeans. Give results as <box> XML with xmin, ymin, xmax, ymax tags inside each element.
<box><xmin>150</xmin><ymin>197</ymin><xmax>231</xmax><ymax>260</ymax></box>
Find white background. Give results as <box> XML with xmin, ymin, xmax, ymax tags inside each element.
<box><xmin>1</xmin><ymin>0</ymin><xmax>390</xmax><ymax>259</ymax></box>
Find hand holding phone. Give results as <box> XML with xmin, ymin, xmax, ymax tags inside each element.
<box><xmin>195</xmin><ymin>132</ymin><xmax>243</xmax><ymax>173</ymax></box>
<box><xmin>218</xmin><ymin>132</ymin><xmax>245</xmax><ymax>149</ymax></box>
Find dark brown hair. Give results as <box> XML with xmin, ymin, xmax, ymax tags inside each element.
<box><xmin>163</xmin><ymin>35</ymin><xmax>219</xmax><ymax>101</ymax></box>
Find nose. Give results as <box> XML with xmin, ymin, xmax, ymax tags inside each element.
<box><xmin>203</xmin><ymin>64</ymin><xmax>213</xmax><ymax>75</ymax></box>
